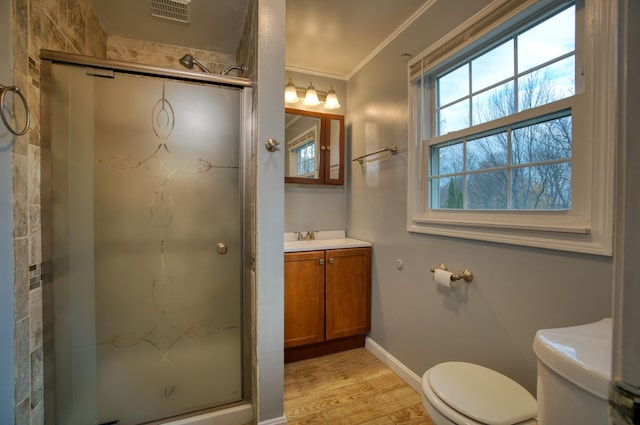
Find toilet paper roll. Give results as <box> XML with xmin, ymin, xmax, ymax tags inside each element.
<box><xmin>434</xmin><ymin>269</ymin><xmax>454</xmax><ymax>288</ymax></box>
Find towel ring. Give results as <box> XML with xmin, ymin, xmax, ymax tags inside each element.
<box><xmin>0</xmin><ymin>84</ymin><xmax>30</xmax><ymax>136</ymax></box>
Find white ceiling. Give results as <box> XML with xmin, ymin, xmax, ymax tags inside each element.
<box><xmin>286</xmin><ymin>0</ymin><xmax>427</xmax><ymax>78</ymax></box>
<box><xmin>90</xmin><ymin>0</ymin><xmax>429</xmax><ymax>78</ymax></box>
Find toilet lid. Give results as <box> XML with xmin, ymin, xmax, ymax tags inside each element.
<box><xmin>428</xmin><ymin>362</ymin><xmax>537</xmax><ymax>425</ymax></box>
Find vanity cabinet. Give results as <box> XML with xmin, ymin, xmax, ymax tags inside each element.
<box><xmin>284</xmin><ymin>247</ymin><xmax>371</xmax><ymax>362</ymax></box>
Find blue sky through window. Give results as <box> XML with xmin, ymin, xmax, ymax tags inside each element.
<box><xmin>436</xmin><ymin>4</ymin><xmax>575</xmax><ymax>136</ymax></box>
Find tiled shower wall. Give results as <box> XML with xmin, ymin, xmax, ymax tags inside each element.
<box><xmin>107</xmin><ymin>35</ymin><xmax>237</xmax><ymax>74</ymax></box>
<box><xmin>11</xmin><ymin>1</ymin><xmax>240</xmax><ymax>423</ymax></box>
<box><xmin>12</xmin><ymin>0</ymin><xmax>107</xmax><ymax>423</ymax></box>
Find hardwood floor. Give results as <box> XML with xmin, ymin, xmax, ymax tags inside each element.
<box><xmin>283</xmin><ymin>348</ymin><xmax>433</xmax><ymax>425</ymax></box>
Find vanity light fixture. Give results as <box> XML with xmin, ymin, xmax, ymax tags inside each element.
<box><xmin>284</xmin><ymin>79</ymin><xmax>341</xmax><ymax>110</ymax></box>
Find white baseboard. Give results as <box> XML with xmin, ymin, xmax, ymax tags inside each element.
<box><xmin>258</xmin><ymin>415</ymin><xmax>288</xmax><ymax>425</ymax></box>
<box><xmin>365</xmin><ymin>337</ymin><xmax>423</xmax><ymax>394</ymax></box>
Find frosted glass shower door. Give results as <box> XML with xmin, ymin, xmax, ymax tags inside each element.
<box><xmin>51</xmin><ymin>64</ymin><xmax>244</xmax><ymax>425</ymax></box>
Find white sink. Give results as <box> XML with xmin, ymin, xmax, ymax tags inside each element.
<box><xmin>284</xmin><ymin>230</ymin><xmax>372</xmax><ymax>252</ymax></box>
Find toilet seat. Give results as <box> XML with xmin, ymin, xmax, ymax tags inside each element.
<box><xmin>423</xmin><ymin>362</ymin><xmax>537</xmax><ymax>425</ymax></box>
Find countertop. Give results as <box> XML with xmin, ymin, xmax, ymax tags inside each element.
<box><xmin>284</xmin><ymin>230</ymin><xmax>372</xmax><ymax>252</ymax></box>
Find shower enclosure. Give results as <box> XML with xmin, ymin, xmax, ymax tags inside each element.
<box><xmin>41</xmin><ymin>52</ymin><xmax>253</xmax><ymax>425</ymax></box>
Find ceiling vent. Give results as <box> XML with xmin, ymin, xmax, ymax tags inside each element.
<box><xmin>149</xmin><ymin>0</ymin><xmax>191</xmax><ymax>24</ymax></box>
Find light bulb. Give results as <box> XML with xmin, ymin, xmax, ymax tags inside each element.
<box><xmin>284</xmin><ymin>79</ymin><xmax>299</xmax><ymax>103</ymax></box>
<box><xmin>324</xmin><ymin>86</ymin><xmax>340</xmax><ymax>109</ymax></box>
<box><xmin>303</xmin><ymin>82</ymin><xmax>320</xmax><ymax>106</ymax></box>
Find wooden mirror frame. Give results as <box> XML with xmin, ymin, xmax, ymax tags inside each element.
<box><xmin>285</xmin><ymin>108</ymin><xmax>344</xmax><ymax>185</ymax></box>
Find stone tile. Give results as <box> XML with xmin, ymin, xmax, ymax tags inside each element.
<box><xmin>42</xmin><ymin>0</ymin><xmax>59</xmax><ymax>26</ymax></box>
<box><xmin>44</xmin><ymin>21</ymin><xmax>67</xmax><ymax>57</ymax></box>
<box><xmin>85</xmin><ymin>8</ymin><xmax>107</xmax><ymax>57</ymax></box>
<box><xmin>28</xmin><ymin>115</ymin><xmax>41</xmax><ymax>151</ymax></box>
<box><xmin>12</xmin><ymin>152</ymin><xmax>28</xmax><ymax>201</ymax></box>
<box><xmin>29</xmin><ymin>206</ymin><xmax>42</xmax><ymax>266</ymax></box>
<box><xmin>12</xmin><ymin>0</ymin><xmax>29</xmax><ymax>75</ymax></box>
<box><xmin>59</xmin><ymin>0</ymin><xmax>69</xmax><ymax>37</ymax></box>
<box><xmin>28</xmin><ymin>144</ymin><xmax>41</xmax><ymax>205</ymax></box>
<box><xmin>12</xmin><ymin>197</ymin><xmax>28</xmax><ymax>239</ymax></box>
<box><xmin>237</xmin><ymin>0</ymin><xmax>258</xmax><ymax>80</ymax></box>
<box><xmin>28</xmin><ymin>0</ymin><xmax>47</xmax><ymax>63</ymax></box>
<box><xmin>14</xmin><ymin>395</ymin><xmax>30</xmax><ymax>425</ymax></box>
<box><xmin>13</xmin><ymin>237</ymin><xmax>29</xmax><ymax>321</ymax></box>
<box><xmin>31</xmin><ymin>399</ymin><xmax>45</xmax><ymax>425</ymax></box>
<box><xmin>31</xmin><ymin>346</ymin><xmax>44</xmax><ymax>408</ymax></box>
<box><xmin>29</xmin><ymin>0</ymin><xmax>48</xmax><ymax>41</ymax></box>
<box><xmin>66</xmin><ymin>0</ymin><xmax>86</xmax><ymax>53</ymax></box>
<box><xmin>12</xmin><ymin>153</ymin><xmax>28</xmax><ymax>238</ymax></box>
<box><xmin>30</xmin><ymin>288</ymin><xmax>43</xmax><ymax>350</ymax></box>
<box><xmin>14</xmin><ymin>317</ymin><xmax>30</xmax><ymax>404</ymax></box>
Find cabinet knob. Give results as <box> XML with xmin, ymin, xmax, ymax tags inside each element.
<box><xmin>328</xmin><ymin>258</ymin><xmax>334</xmax><ymax>264</ymax></box>
<box><xmin>319</xmin><ymin>259</ymin><xmax>325</xmax><ymax>265</ymax></box>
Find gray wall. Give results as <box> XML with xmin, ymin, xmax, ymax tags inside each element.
<box><xmin>254</xmin><ymin>0</ymin><xmax>286</xmax><ymax>421</ymax></box>
<box><xmin>284</xmin><ymin>70</ymin><xmax>348</xmax><ymax>232</ymax></box>
<box><xmin>0</xmin><ymin>0</ymin><xmax>15</xmax><ymax>420</ymax></box>
<box><xmin>346</xmin><ymin>0</ymin><xmax>613</xmax><ymax>394</ymax></box>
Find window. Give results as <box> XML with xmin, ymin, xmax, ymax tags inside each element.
<box><xmin>287</xmin><ymin>125</ymin><xmax>319</xmax><ymax>178</ymax></box>
<box><xmin>407</xmin><ymin>0</ymin><xmax>615</xmax><ymax>255</ymax></box>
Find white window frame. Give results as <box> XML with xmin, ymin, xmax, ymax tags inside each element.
<box><xmin>287</xmin><ymin>124</ymin><xmax>319</xmax><ymax>178</ymax></box>
<box><xmin>407</xmin><ymin>0</ymin><xmax>616</xmax><ymax>255</ymax></box>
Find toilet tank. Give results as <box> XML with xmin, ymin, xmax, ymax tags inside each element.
<box><xmin>533</xmin><ymin>318</ymin><xmax>612</xmax><ymax>425</ymax></box>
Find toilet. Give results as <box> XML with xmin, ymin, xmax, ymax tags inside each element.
<box><xmin>421</xmin><ymin>318</ymin><xmax>612</xmax><ymax>425</ymax></box>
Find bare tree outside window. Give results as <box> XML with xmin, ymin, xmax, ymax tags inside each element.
<box><xmin>434</xmin><ymin>70</ymin><xmax>573</xmax><ymax>210</ymax></box>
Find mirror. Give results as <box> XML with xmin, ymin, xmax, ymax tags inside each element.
<box><xmin>285</xmin><ymin>108</ymin><xmax>344</xmax><ymax>185</ymax></box>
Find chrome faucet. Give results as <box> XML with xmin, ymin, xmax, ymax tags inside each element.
<box><xmin>295</xmin><ymin>231</ymin><xmax>317</xmax><ymax>240</ymax></box>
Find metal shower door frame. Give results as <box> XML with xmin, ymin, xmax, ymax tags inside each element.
<box><xmin>39</xmin><ymin>50</ymin><xmax>255</xmax><ymax>424</ymax></box>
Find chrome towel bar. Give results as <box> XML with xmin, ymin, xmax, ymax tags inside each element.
<box><xmin>352</xmin><ymin>145</ymin><xmax>398</xmax><ymax>165</ymax></box>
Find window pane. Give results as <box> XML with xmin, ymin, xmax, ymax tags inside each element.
<box><xmin>432</xmin><ymin>176</ymin><xmax>464</xmax><ymax>209</ymax></box>
<box><xmin>466</xmin><ymin>132</ymin><xmax>508</xmax><ymax>171</ymax></box>
<box><xmin>512</xmin><ymin>163</ymin><xmax>571</xmax><ymax>209</ymax></box>
<box><xmin>512</xmin><ymin>115</ymin><xmax>572</xmax><ymax>164</ymax></box>
<box><xmin>296</xmin><ymin>143</ymin><xmax>316</xmax><ymax>177</ymax></box>
<box><xmin>517</xmin><ymin>6</ymin><xmax>575</xmax><ymax>73</ymax></box>
<box><xmin>472</xmin><ymin>81</ymin><xmax>514</xmax><ymax>126</ymax></box>
<box><xmin>518</xmin><ymin>56</ymin><xmax>575</xmax><ymax>111</ymax></box>
<box><xmin>438</xmin><ymin>64</ymin><xmax>469</xmax><ymax>106</ymax></box>
<box><xmin>466</xmin><ymin>170</ymin><xmax>507</xmax><ymax>209</ymax></box>
<box><xmin>438</xmin><ymin>99</ymin><xmax>469</xmax><ymax>135</ymax></box>
<box><xmin>431</xmin><ymin>142</ymin><xmax>463</xmax><ymax>175</ymax></box>
<box><xmin>472</xmin><ymin>40</ymin><xmax>514</xmax><ymax>92</ymax></box>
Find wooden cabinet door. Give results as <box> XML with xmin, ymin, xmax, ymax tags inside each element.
<box><xmin>284</xmin><ymin>251</ymin><xmax>325</xmax><ymax>348</ymax></box>
<box><xmin>325</xmin><ymin>247</ymin><xmax>371</xmax><ymax>340</ymax></box>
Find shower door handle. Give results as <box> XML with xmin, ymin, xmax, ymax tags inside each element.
<box><xmin>217</xmin><ymin>243</ymin><xmax>228</xmax><ymax>255</ymax></box>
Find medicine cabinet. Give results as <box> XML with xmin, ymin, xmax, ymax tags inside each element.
<box><xmin>284</xmin><ymin>108</ymin><xmax>344</xmax><ymax>185</ymax></box>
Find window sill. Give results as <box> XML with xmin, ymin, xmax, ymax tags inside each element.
<box><xmin>408</xmin><ymin>217</ymin><xmax>611</xmax><ymax>256</ymax></box>
<box><xmin>414</xmin><ymin>216</ymin><xmax>590</xmax><ymax>234</ymax></box>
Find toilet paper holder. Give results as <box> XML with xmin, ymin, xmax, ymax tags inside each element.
<box><xmin>430</xmin><ymin>264</ymin><xmax>474</xmax><ymax>283</ymax></box>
